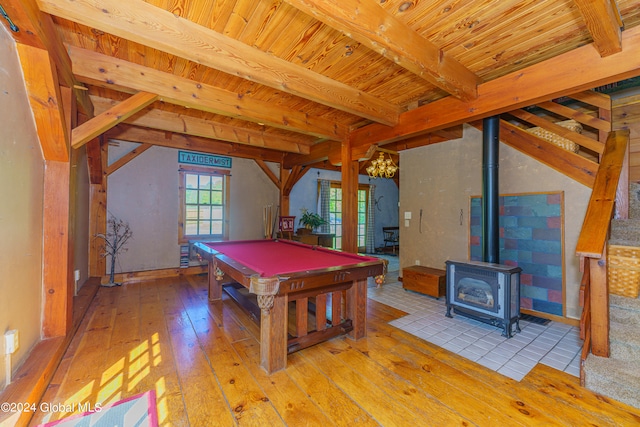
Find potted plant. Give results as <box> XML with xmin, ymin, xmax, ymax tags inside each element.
<box><xmin>298</xmin><ymin>208</ymin><xmax>327</xmax><ymax>234</ymax></box>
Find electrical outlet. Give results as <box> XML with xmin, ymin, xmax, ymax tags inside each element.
<box><xmin>4</xmin><ymin>330</ymin><xmax>18</xmax><ymax>354</ymax></box>
<box><xmin>415</xmin><ymin>260</ymin><xmax>420</xmax><ymax>265</ymax></box>
<box><xmin>74</xmin><ymin>270</ymin><xmax>81</xmax><ymax>296</ymax></box>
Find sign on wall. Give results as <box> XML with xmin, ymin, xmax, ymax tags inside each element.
<box><xmin>178</xmin><ymin>151</ymin><xmax>232</xmax><ymax>168</ymax></box>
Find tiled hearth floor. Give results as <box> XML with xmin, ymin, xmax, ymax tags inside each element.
<box><xmin>368</xmin><ymin>282</ymin><xmax>582</xmax><ymax>381</ymax></box>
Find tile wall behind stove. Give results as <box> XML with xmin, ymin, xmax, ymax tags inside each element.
<box><xmin>470</xmin><ymin>192</ymin><xmax>564</xmax><ymax>317</ymax></box>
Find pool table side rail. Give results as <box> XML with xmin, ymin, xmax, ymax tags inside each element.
<box><xmin>193</xmin><ymin>241</ymin><xmax>384</xmax><ymax>295</ymax></box>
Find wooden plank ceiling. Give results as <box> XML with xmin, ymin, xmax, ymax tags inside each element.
<box><xmin>3</xmin><ymin>0</ymin><xmax>640</xmax><ymax>169</ymax></box>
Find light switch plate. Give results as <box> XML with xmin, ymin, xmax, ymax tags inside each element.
<box><xmin>4</xmin><ymin>330</ymin><xmax>18</xmax><ymax>354</ymax></box>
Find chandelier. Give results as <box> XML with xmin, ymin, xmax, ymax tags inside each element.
<box><xmin>366</xmin><ymin>152</ymin><xmax>398</xmax><ymax>179</ymax></box>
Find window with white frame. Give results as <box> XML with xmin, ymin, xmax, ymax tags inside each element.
<box><xmin>179</xmin><ymin>167</ymin><xmax>229</xmax><ymax>243</ymax></box>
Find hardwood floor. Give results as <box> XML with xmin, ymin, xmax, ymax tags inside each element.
<box><xmin>29</xmin><ymin>274</ymin><xmax>640</xmax><ymax>426</ymax></box>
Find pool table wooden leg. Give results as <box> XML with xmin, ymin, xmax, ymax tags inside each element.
<box><xmin>260</xmin><ymin>293</ymin><xmax>288</xmax><ymax>374</ymax></box>
<box><xmin>346</xmin><ymin>278</ymin><xmax>367</xmax><ymax>340</ymax></box>
<box><xmin>208</xmin><ymin>262</ymin><xmax>222</xmax><ymax>301</ymax></box>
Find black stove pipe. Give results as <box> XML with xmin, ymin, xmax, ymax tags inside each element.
<box><xmin>482</xmin><ymin>116</ymin><xmax>500</xmax><ymax>264</ymax></box>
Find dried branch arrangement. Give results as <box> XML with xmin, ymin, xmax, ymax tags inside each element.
<box><xmin>95</xmin><ymin>215</ymin><xmax>133</xmax><ymax>287</ymax></box>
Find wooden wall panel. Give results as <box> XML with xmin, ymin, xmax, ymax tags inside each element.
<box><xmin>612</xmin><ymin>92</ymin><xmax>640</xmax><ymax>182</ymax></box>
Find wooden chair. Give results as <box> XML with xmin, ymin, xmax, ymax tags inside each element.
<box><xmin>279</xmin><ymin>216</ymin><xmax>295</xmax><ymax>240</ymax></box>
<box><xmin>382</xmin><ymin>226</ymin><xmax>399</xmax><ymax>254</ymax></box>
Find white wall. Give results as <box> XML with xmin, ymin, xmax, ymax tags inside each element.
<box><xmin>0</xmin><ymin>28</ymin><xmax>45</xmax><ymax>389</ymax></box>
<box><xmin>106</xmin><ymin>143</ymin><xmax>280</xmax><ymax>273</ymax></box>
<box><xmin>399</xmin><ymin>124</ymin><xmax>591</xmax><ymax>320</ymax></box>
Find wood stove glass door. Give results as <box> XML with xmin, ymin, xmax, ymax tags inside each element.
<box><xmin>455</xmin><ymin>277</ymin><xmax>499</xmax><ymax>314</ymax></box>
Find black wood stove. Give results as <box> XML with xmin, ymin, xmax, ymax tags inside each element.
<box><xmin>445</xmin><ymin>260</ymin><xmax>522</xmax><ymax>338</ymax></box>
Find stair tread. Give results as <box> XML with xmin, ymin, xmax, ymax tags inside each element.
<box><xmin>585</xmin><ymin>355</ymin><xmax>640</xmax><ymax>409</ymax></box>
<box><xmin>611</xmin><ymin>320</ymin><xmax>640</xmax><ymax>348</ymax></box>
<box><xmin>585</xmin><ymin>354</ymin><xmax>640</xmax><ymax>380</ymax></box>
<box><xmin>609</xmin><ymin>238</ymin><xmax>640</xmax><ymax>246</ymax></box>
<box><xmin>594</xmin><ymin>185</ymin><xmax>640</xmax><ymax>409</ymax></box>
<box><xmin>610</xmin><ymin>216</ymin><xmax>640</xmax><ymax>245</ymax></box>
<box><xmin>611</xmin><ymin>312</ymin><xmax>640</xmax><ymax>328</ymax></box>
<box><xmin>611</xmin><ymin>219</ymin><xmax>640</xmax><ymax>229</ymax></box>
<box><xmin>611</xmin><ymin>294</ymin><xmax>640</xmax><ymax>311</ymax></box>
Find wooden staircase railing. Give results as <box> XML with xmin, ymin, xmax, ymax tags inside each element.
<box><xmin>576</xmin><ymin>129</ymin><xmax>629</xmax><ymax>385</ymax></box>
<box><xmin>579</xmin><ymin>260</ymin><xmax>591</xmax><ymax>385</ymax></box>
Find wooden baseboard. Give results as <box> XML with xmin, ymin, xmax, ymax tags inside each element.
<box><xmin>0</xmin><ymin>338</ymin><xmax>66</xmax><ymax>427</ymax></box>
<box><xmin>100</xmin><ymin>264</ymin><xmax>207</xmax><ymax>285</ymax></box>
<box><xmin>0</xmin><ymin>277</ymin><xmax>100</xmax><ymax>427</ymax></box>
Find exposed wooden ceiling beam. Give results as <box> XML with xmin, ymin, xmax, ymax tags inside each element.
<box><xmin>349</xmin><ymin>126</ymin><xmax>466</xmax><ymax>160</ymax></box>
<box><xmin>90</xmin><ymin>96</ymin><xmax>312</xmax><ymax>155</ymax></box>
<box><xmin>283</xmin><ymin>125</ymin><xmax>464</xmax><ymax>168</ymax></box>
<box><xmin>106</xmin><ymin>125</ymin><xmax>285</xmax><ymax>163</ymax></box>
<box><xmin>574</xmin><ymin>0</ymin><xmax>622</xmax><ymax>57</ymax></box>
<box><xmin>254</xmin><ymin>159</ymin><xmax>280</xmax><ymax>188</ymax></box>
<box><xmin>106</xmin><ymin>143</ymin><xmax>152</xmax><ymax>176</ymax></box>
<box><xmin>303</xmin><ymin>160</ymin><xmax>342</xmax><ymax>172</ymax></box>
<box><xmin>37</xmin><ymin>0</ymin><xmax>400</xmax><ymax>125</ymax></box>
<box><xmin>283</xmin><ymin>141</ymin><xmax>341</xmax><ymax>169</ymax></box>
<box><xmin>282</xmin><ymin>165</ymin><xmax>310</xmax><ymax>196</ymax></box>
<box><xmin>72</xmin><ymin>91</ymin><xmax>158</xmax><ymax>149</ymax></box>
<box><xmin>1</xmin><ymin>0</ymin><xmax>93</xmax><ymax>116</ymax></box>
<box><xmin>284</xmin><ymin>0</ymin><xmax>479</xmax><ymax>101</ymax></box>
<box><xmin>70</xmin><ymin>46</ymin><xmax>347</xmax><ymax>141</ymax></box>
<box><xmin>381</xmin><ymin>126</ymin><xmax>464</xmax><ymax>152</ymax></box>
<box><xmin>351</xmin><ymin>23</ymin><xmax>640</xmax><ymax>148</ymax></box>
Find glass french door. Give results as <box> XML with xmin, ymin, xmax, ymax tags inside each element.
<box><xmin>328</xmin><ymin>183</ymin><xmax>368</xmax><ymax>251</ymax></box>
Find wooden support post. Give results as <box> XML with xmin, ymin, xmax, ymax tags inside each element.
<box><xmin>42</xmin><ymin>160</ymin><xmax>71</xmax><ymax>337</ymax></box>
<box><xmin>280</xmin><ymin>166</ymin><xmax>291</xmax><ymax>216</ymax></box>
<box><xmin>88</xmin><ymin>137</ymin><xmax>107</xmax><ymax>277</ymax></box>
<box><xmin>64</xmin><ymin>86</ymin><xmax>78</xmax><ymax>322</ymax></box>
<box><xmin>341</xmin><ymin>137</ymin><xmax>358</xmax><ymax>253</ymax></box>
<box><xmin>18</xmin><ymin>43</ymin><xmax>74</xmax><ymax>338</ymax></box>
<box><xmin>88</xmin><ymin>183</ymin><xmax>106</xmax><ymax>277</ymax></box>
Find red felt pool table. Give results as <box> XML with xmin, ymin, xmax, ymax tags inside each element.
<box><xmin>193</xmin><ymin>239</ymin><xmax>385</xmax><ymax>373</ymax></box>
